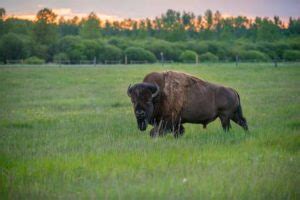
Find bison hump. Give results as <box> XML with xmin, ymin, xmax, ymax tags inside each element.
<box><xmin>162</xmin><ymin>71</ymin><xmax>190</xmax><ymax>119</ymax></box>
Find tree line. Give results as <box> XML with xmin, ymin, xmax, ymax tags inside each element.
<box><xmin>0</xmin><ymin>8</ymin><xmax>299</xmax><ymax>64</ymax></box>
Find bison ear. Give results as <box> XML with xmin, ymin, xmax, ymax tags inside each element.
<box><xmin>148</xmin><ymin>83</ymin><xmax>160</xmax><ymax>98</ymax></box>
<box><xmin>127</xmin><ymin>84</ymin><xmax>132</xmax><ymax>97</ymax></box>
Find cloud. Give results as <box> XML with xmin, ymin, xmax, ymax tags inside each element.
<box><xmin>8</xmin><ymin>8</ymin><xmax>123</xmax><ymax>21</ymax></box>
<box><xmin>53</xmin><ymin>8</ymin><xmax>72</xmax><ymax>16</ymax></box>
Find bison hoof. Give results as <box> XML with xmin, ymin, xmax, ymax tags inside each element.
<box><xmin>150</xmin><ymin>128</ymin><xmax>159</xmax><ymax>138</ymax></box>
<box><xmin>174</xmin><ymin>126</ymin><xmax>185</xmax><ymax>138</ymax></box>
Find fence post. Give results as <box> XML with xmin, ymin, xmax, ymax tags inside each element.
<box><xmin>273</xmin><ymin>58</ymin><xmax>277</xmax><ymax>67</ymax></box>
<box><xmin>93</xmin><ymin>57</ymin><xmax>96</xmax><ymax>66</ymax></box>
<box><xmin>235</xmin><ymin>55</ymin><xmax>239</xmax><ymax>67</ymax></box>
<box><xmin>196</xmin><ymin>54</ymin><xmax>199</xmax><ymax>65</ymax></box>
<box><xmin>125</xmin><ymin>55</ymin><xmax>127</xmax><ymax>65</ymax></box>
<box><xmin>160</xmin><ymin>52</ymin><xmax>164</xmax><ymax>66</ymax></box>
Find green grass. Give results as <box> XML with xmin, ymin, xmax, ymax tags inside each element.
<box><xmin>0</xmin><ymin>63</ymin><xmax>299</xmax><ymax>199</ymax></box>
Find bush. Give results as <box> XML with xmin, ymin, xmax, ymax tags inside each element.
<box><xmin>238</xmin><ymin>50</ymin><xmax>270</xmax><ymax>61</ymax></box>
<box><xmin>57</xmin><ymin>36</ymin><xmax>85</xmax><ymax>63</ymax></box>
<box><xmin>107</xmin><ymin>37</ymin><xmax>129</xmax><ymax>50</ymax></box>
<box><xmin>199</xmin><ymin>52</ymin><xmax>219</xmax><ymax>62</ymax></box>
<box><xmin>144</xmin><ymin>40</ymin><xmax>182</xmax><ymax>61</ymax></box>
<box><xmin>31</xmin><ymin>44</ymin><xmax>49</xmax><ymax>61</ymax></box>
<box><xmin>124</xmin><ymin>47</ymin><xmax>157</xmax><ymax>63</ymax></box>
<box><xmin>53</xmin><ymin>53</ymin><xmax>69</xmax><ymax>62</ymax></box>
<box><xmin>98</xmin><ymin>45</ymin><xmax>123</xmax><ymax>63</ymax></box>
<box><xmin>283</xmin><ymin>50</ymin><xmax>300</xmax><ymax>61</ymax></box>
<box><xmin>201</xmin><ymin>41</ymin><xmax>227</xmax><ymax>59</ymax></box>
<box><xmin>179</xmin><ymin>50</ymin><xmax>198</xmax><ymax>63</ymax></box>
<box><xmin>24</xmin><ymin>56</ymin><xmax>45</xmax><ymax>64</ymax></box>
<box><xmin>82</xmin><ymin>39</ymin><xmax>102</xmax><ymax>60</ymax></box>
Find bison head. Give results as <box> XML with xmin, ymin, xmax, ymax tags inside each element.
<box><xmin>127</xmin><ymin>83</ymin><xmax>160</xmax><ymax>131</ymax></box>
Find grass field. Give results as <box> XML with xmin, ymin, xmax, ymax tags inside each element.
<box><xmin>0</xmin><ymin>63</ymin><xmax>299</xmax><ymax>199</ymax></box>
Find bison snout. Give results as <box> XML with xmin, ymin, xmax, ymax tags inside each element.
<box><xmin>135</xmin><ymin>110</ymin><xmax>146</xmax><ymax>119</ymax></box>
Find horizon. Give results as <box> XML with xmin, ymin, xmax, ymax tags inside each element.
<box><xmin>1</xmin><ymin>0</ymin><xmax>300</xmax><ymax>22</ymax></box>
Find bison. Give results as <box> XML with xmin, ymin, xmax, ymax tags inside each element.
<box><xmin>127</xmin><ymin>71</ymin><xmax>248</xmax><ymax>137</ymax></box>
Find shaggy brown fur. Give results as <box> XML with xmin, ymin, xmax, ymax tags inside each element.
<box><xmin>128</xmin><ymin>71</ymin><xmax>248</xmax><ymax>137</ymax></box>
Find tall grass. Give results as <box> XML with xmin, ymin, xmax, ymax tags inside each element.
<box><xmin>0</xmin><ymin>63</ymin><xmax>299</xmax><ymax>199</ymax></box>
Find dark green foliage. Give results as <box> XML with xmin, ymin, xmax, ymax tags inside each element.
<box><xmin>80</xmin><ymin>12</ymin><xmax>101</xmax><ymax>39</ymax></box>
<box><xmin>283</xmin><ymin>50</ymin><xmax>300</xmax><ymax>61</ymax></box>
<box><xmin>98</xmin><ymin>45</ymin><xmax>123</xmax><ymax>62</ymax></box>
<box><xmin>199</xmin><ymin>52</ymin><xmax>219</xmax><ymax>62</ymax></box>
<box><xmin>238</xmin><ymin>50</ymin><xmax>270</xmax><ymax>61</ymax></box>
<box><xmin>57</xmin><ymin>36</ymin><xmax>85</xmax><ymax>63</ymax></box>
<box><xmin>23</xmin><ymin>56</ymin><xmax>45</xmax><ymax>64</ymax></box>
<box><xmin>82</xmin><ymin>39</ymin><xmax>102</xmax><ymax>60</ymax></box>
<box><xmin>0</xmin><ymin>33</ymin><xmax>25</xmax><ymax>62</ymax></box>
<box><xmin>53</xmin><ymin>53</ymin><xmax>69</xmax><ymax>62</ymax></box>
<box><xmin>0</xmin><ymin>8</ymin><xmax>300</xmax><ymax>63</ymax></box>
<box><xmin>107</xmin><ymin>37</ymin><xmax>130</xmax><ymax>50</ymax></box>
<box><xmin>33</xmin><ymin>8</ymin><xmax>58</xmax><ymax>45</ymax></box>
<box><xmin>179</xmin><ymin>50</ymin><xmax>197</xmax><ymax>62</ymax></box>
<box><xmin>125</xmin><ymin>47</ymin><xmax>157</xmax><ymax>63</ymax></box>
<box><xmin>145</xmin><ymin>40</ymin><xmax>182</xmax><ymax>61</ymax></box>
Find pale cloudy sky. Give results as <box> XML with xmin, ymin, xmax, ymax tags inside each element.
<box><xmin>1</xmin><ymin>0</ymin><xmax>299</xmax><ymax>21</ymax></box>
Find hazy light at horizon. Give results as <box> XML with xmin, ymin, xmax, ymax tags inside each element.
<box><xmin>1</xmin><ymin>0</ymin><xmax>299</xmax><ymax>22</ymax></box>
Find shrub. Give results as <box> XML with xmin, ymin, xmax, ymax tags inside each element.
<box><xmin>199</xmin><ymin>52</ymin><xmax>219</xmax><ymax>62</ymax></box>
<box><xmin>98</xmin><ymin>45</ymin><xmax>123</xmax><ymax>63</ymax></box>
<box><xmin>184</xmin><ymin>41</ymin><xmax>207</xmax><ymax>55</ymax></box>
<box><xmin>144</xmin><ymin>40</ymin><xmax>182</xmax><ymax>61</ymax></box>
<box><xmin>82</xmin><ymin>39</ymin><xmax>102</xmax><ymax>60</ymax></box>
<box><xmin>124</xmin><ymin>47</ymin><xmax>157</xmax><ymax>63</ymax></box>
<box><xmin>53</xmin><ymin>53</ymin><xmax>69</xmax><ymax>62</ymax></box>
<box><xmin>24</xmin><ymin>56</ymin><xmax>45</xmax><ymax>64</ymax></box>
<box><xmin>179</xmin><ymin>50</ymin><xmax>198</xmax><ymax>63</ymax></box>
<box><xmin>238</xmin><ymin>50</ymin><xmax>270</xmax><ymax>61</ymax></box>
<box><xmin>57</xmin><ymin>36</ymin><xmax>85</xmax><ymax>63</ymax></box>
<box><xmin>201</xmin><ymin>41</ymin><xmax>227</xmax><ymax>59</ymax></box>
<box><xmin>31</xmin><ymin>44</ymin><xmax>49</xmax><ymax>61</ymax></box>
<box><xmin>283</xmin><ymin>50</ymin><xmax>300</xmax><ymax>61</ymax></box>
<box><xmin>107</xmin><ymin>37</ymin><xmax>129</xmax><ymax>50</ymax></box>
<box><xmin>273</xmin><ymin>42</ymin><xmax>291</xmax><ymax>59</ymax></box>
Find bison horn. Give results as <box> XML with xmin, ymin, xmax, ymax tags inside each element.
<box><xmin>127</xmin><ymin>84</ymin><xmax>132</xmax><ymax>97</ymax></box>
<box><xmin>151</xmin><ymin>84</ymin><xmax>160</xmax><ymax>98</ymax></box>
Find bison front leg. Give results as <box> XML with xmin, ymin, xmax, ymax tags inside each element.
<box><xmin>149</xmin><ymin>120</ymin><xmax>164</xmax><ymax>138</ymax></box>
<box><xmin>173</xmin><ymin>124</ymin><xmax>185</xmax><ymax>138</ymax></box>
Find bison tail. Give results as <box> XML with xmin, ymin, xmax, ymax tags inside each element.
<box><xmin>234</xmin><ymin>92</ymin><xmax>248</xmax><ymax>131</ymax></box>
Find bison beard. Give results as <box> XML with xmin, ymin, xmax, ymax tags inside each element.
<box><xmin>127</xmin><ymin>71</ymin><xmax>248</xmax><ymax>138</ymax></box>
<box><xmin>137</xmin><ymin>118</ymin><xmax>147</xmax><ymax>131</ymax></box>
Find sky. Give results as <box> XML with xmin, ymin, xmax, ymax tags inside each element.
<box><xmin>1</xmin><ymin>0</ymin><xmax>300</xmax><ymax>21</ymax></box>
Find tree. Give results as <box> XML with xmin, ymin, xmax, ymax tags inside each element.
<box><xmin>0</xmin><ymin>8</ymin><xmax>6</xmax><ymax>36</ymax></box>
<box><xmin>288</xmin><ymin>17</ymin><xmax>300</xmax><ymax>35</ymax></box>
<box><xmin>58</xmin><ymin>16</ymin><xmax>80</xmax><ymax>36</ymax></box>
<box><xmin>33</xmin><ymin>8</ymin><xmax>58</xmax><ymax>44</ymax></box>
<box><xmin>256</xmin><ymin>18</ymin><xmax>281</xmax><ymax>41</ymax></box>
<box><xmin>0</xmin><ymin>33</ymin><xmax>26</xmax><ymax>62</ymax></box>
<box><xmin>213</xmin><ymin>10</ymin><xmax>222</xmax><ymax>38</ymax></box>
<box><xmin>36</xmin><ymin>8</ymin><xmax>57</xmax><ymax>23</ymax></box>
<box><xmin>204</xmin><ymin>9</ymin><xmax>213</xmax><ymax>30</ymax></box>
<box><xmin>80</xmin><ymin>12</ymin><xmax>101</xmax><ymax>39</ymax></box>
<box><xmin>57</xmin><ymin>35</ymin><xmax>85</xmax><ymax>63</ymax></box>
<box><xmin>0</xmin><ymin>8</ymin><xmax>6</xmax><ymax>19</ymax></box>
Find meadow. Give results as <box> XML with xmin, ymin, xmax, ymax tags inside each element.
<box><xmin>0</xmin><ymin>63</ymin><xmax>299</xmax><ymax>199</ymax></box>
